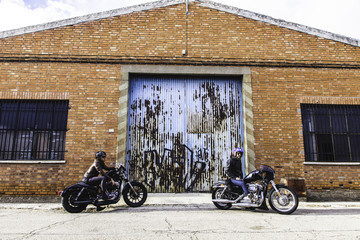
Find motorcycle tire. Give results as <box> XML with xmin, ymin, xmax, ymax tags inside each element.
<box><xmin>123</xmin><ymin>181</ymin><xmax>147</xmax><ymax>207</ymax></box>
<box><xmin>212</xmin><ymin>188</ymin><xmax>232</xmax><ymax>210</ymax></box>
<box><xmin>61</xmin><ymin>190</ymin><xmax>87</xmax><ymax>213</ymax></box>
<box><xmin>268</xmin><ymin>186</ymin><xmax>298</xmax><ymax>215</ymax></box>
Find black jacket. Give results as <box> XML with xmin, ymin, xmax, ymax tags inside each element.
<box><xmin>83</xmin><ymin>159</ymin><xmax>115</xmax><ymax>180</ymax></box>
<box><xmin>225</xmin><ymin>156</ymin><xmax>243</xmax><ymax>179</ymax></box>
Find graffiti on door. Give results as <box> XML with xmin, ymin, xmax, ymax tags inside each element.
<box><xmin>126</xmin><ymin>74</ymin><xmax>243</xmax><ymax>192</ymax></box>
<box><xmin>140</xmin><ymin>143</ymin><xmax>207</xmax><ymax>192</ymax></box>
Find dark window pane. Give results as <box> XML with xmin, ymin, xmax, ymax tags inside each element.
<box><xmin>301</xmin><ymin>108</ymin><xmax>314</xmax><ymax>133</ymax></box>
<box><xmin>303</xmin><ymin>133</ymin><xmax>317</xmax><ymax>161</ymax></box>
<box><xmin>18</xmin><ymin>102</ymin><xmax>36</xmax><ymax>130</ymax></box>
<box><xmin>317</xmin><ymin>134</ymin><xmax>334</xmax><ymax>161</ymax></box>
<box><xmin>301</xmin><ymin>104</ymin><xmax>360</xmax><ymax>163</ymax></box>
<box><xmin>0</xmin><ymin>100</ymin><xmax>68</xmax><ymax>161</ymax></box>
<box><xmin>350</xmin><ymin>135</ymin><xmax>360</xmax><ymax>162</ymax></box>
<box><xmin>348</xmin><ymin>108</ymin><xmax>360</xmax><ymax>132</ymax></box>
<box><xmin>330</xmin><ymin>107</ymin><xmax>347</xmax><ymax>133</ymax></box>
<box><xmin>314</xmin><ymin>107</ymin><xmax>331</xmax><ymax>133</ymax></box>
<box><xmin>36</xmin><ymin>101</ymin><xmax>53</xmax><ymax>130</ymax></box>
<box><xmin>0</xmin><ymin>102</ymin><xmax>18</xmax><ymax>129</ymax></box>
<box><xmin>333</xmin><ymin>135</ymin><xmax>350</xmax><ymax>162</ymax></box>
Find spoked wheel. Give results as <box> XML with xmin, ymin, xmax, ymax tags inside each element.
<box><xmin>212</xmin><ymin>188</ymin><xmax>232</xmax><ymax>210</ymax></box>
<box><xmin>268</xmin><ymin>186</ymin><xmax>298</xmax><ymax>214</ymax></box>
<box><xmin>123</xmin><ymin>181</ymin><xmax>147</xmax><ymax>207</ymax></box>
<box><xmin>61</xmin><ymin>190</ymin><xmax>87</xmax><ymax>213</ymax></box>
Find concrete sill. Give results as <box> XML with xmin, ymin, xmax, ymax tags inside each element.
<box><xmin>0</xmin><ymin>160</ymin><xmax>66</xmax><ymax>164</ymax></box>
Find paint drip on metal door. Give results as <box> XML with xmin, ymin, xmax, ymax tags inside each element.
<box><xmin>126</xmin><ymin>74</ymin><xmax>243</xmax><ymax>192</ymax></box>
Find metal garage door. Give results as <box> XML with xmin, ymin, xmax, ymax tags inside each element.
<box><xmin>126</xmin><ymin>74</ymin><xmax>243</xmax><ymax>192</ymax></box>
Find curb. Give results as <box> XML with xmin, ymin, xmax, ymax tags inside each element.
<box><xmin>1</xmin><ymin>193</ymin><xmax>360</xmax><ymax>210</ymax></box>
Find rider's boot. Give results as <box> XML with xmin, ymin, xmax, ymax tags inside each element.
<box><xmin>102</xmin><ymin>192</ymin><xmax>109</xmax><ymax>200</ymax></box>
<box><xmin>242</xmin><ymin>193</ymin><xmax>252</xmax><ymax>203</ymax></box>
<box><xmin>96</xmin><ymin>206</ymin><xmax>106</xmax><ymax>211</ymax></box>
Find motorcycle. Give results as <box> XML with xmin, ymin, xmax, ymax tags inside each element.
<box><xmin>212</xmin><ymin>165</ymin><xmax>298</xmax><ymax>214</ymax></box>
<box><xmin>60</xmin><ymin>165</ymin><xmax>147</xmax><ymax>213</ymax></box>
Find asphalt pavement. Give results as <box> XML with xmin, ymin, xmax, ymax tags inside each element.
<box><xmin>1</xmin><ymin>193</ymin><xmax>360</xmax><ymax>211</ymax></box>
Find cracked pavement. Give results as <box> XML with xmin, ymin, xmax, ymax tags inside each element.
<box><xmin>1</xmin><ymin>194</ymin><xmax>360</xmax><ymax>239</ymax></box>
<box><xmin>0</xmin><ymin>203</ymin><xmax>359</xmax><ymax>239</ymax></box>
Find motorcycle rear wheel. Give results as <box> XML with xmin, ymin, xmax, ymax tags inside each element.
<box><xmin>61</xmin><ymin>190</ymin><xmax>87</xmax><ymax>213</ymax></box>
<box><xmin>212</xmin><ymin>188</ymin><xmax>232</xmax><ymax>210</ymax></box>
<box><xmin>123</xmin><ymin>181</ymin><xmax>147</xmax><ymax>207</ymax></box>
<box><xmin>268</xmin><ymin>186</ymin><xmax>298</xmax><ymax>214</ymax></box>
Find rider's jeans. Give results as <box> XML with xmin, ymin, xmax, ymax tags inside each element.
<box><xmin>230</xmin><ymin>178</ymin><xmax>249</xmax><ymax>195</ymax></box>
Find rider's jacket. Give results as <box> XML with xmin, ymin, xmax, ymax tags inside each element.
<box><xmin>83</xmin><ymin>159</ymin><xmax>115</xmax><ymax>180</ymax></box>
<box><xmin>225</xmin><ymin>156</ymin><xmax>243</xmax><ymax>179</ymax></box>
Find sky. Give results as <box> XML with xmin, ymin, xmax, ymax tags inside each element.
<box><xmin>0</xmin><ymin>0</ymin><xmax>359</xmax><ymax>40</ymax></box>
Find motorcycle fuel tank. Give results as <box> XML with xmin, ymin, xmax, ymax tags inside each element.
<box><xmin>244</xmin><ymin>170</ymin><xmax>262</xmax><ymax>183</ymax></box>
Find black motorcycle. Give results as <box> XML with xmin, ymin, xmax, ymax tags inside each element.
<box><xmin>60</xmin><ymin>165</ymin><xmax>147</xmax><ymax>213</ymax></box>
<box><xmin>212</xmin><ymin>165</ymin><xmax>298</xmax><ymax>214</ymax></box>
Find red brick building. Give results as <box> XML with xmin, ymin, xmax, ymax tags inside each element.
<box><xmin>0</xmin><ymin>0</ymin><xmax>359</xmax><ymax>200</ymax></box>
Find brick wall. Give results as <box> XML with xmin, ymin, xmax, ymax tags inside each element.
<box><xmin>251</xmin><ymin>67</ymin><xmax>360</xmax><ymax>192</ymax></box>
<box><xmin>0</xmin><ymin>62</ymin><xmax>120</xmax><ymax>196</ymax></box>
<box><xmin>0</xmin><ymin>2</ymin><xmax>359</xmax><ymax>195</ymax></box>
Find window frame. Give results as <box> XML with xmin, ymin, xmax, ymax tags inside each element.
<box><xmin>301</xmin><ymin>103</ymin><xmax>360</xmax><ymax>163</ymax></box>
<box><xmin>0</xmin><ymin>99</ymin><xmax>69</xmax><ymax>162</ymax></box>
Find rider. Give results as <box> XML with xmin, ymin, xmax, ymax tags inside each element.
<box><xmin>225</xmin><ymin>148</ymin><xmax>250</xmax><ymax>200</ymax></box>
<box><xmin>82</xmin><ymin>151</ymin><xmax>116</xmax><ymax>200</ymax></box>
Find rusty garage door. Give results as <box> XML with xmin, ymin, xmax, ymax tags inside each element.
<box><xmin>126</xmin><ymin>74</ymin><xmax>243</xmax><ymax>192</ymax></box>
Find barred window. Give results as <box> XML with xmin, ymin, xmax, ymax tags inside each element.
<box><xmin>301</xmin><ymin>104</ymin><xmax>360</xmax><ymax>162</ymax></box>
<box><xmin>0</xmin><ymin>100</ymin><xmax>69</xmax><ymax>161</ymax></box>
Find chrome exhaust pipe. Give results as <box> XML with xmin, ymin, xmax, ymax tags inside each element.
<box><xmin>233</xmin><ymin>202</ymin><xmax>260</xmax><ymax>208</ymax></box>
<box><xmin>212</xmin><ymin>199</ymin><xmax>261</xmax><ymax>208</ymax></box>
<box><xmin>212</xmin><ymin>199</ymin><xmax>236</xmax><ymax>204</ymax></box>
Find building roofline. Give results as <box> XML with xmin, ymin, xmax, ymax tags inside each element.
<box><xmin>200</xmin><ymin>0</ymin><xmax>360</xmax><ymax>47</ymax></box>
<box><xmin>0</xmin><ymin>0</ymin><xmax>185</xmax><ymax>39</ymax></box>
<box><xmin>0</xmin><ymin>0</ymin><xmax>359</xmax><ymax>47</ymax></box>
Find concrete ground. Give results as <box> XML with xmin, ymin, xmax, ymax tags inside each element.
<box><xmin>1</xmin><ymin>193</ymin><xmax>360</xmax><ymax>210</ymax></box>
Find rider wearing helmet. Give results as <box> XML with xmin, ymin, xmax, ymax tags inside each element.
<box><xmin>82</xmin><ymin>151</ymin><xmax>116</xmax><ymax>200</ymax></box>
<box><xmin>225</xmin><ymin>148</ymin><xmax>250</xmax><ymax>200</ymax></box>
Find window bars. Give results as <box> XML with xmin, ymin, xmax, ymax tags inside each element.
<box><xmin>0</xmin><ymin>100</ymin><xmax>69</xmax><ymax>161</ymax></box>
<box><xmin>301</xmin><ymin>104</ymin><xmax>360</xmax><ymax>162</ymax></box>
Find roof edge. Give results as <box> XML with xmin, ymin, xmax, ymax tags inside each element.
<box><xmin>0</xmin><ymin>0</ymin><xmax>185</xmax><ymax>39</ymax></box>
<box><xmin>0</xmin><ymin>0</ymin><xmax>359</xmax><ymax>48</ymax></box>
<box><xmin>199</xmin><ymin>0</ymin><xmax>360</xmax><ymax>48</ymax></box>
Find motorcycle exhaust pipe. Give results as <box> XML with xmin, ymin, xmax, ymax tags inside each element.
<box><xmin>212</xmin><ymin>199</ymin><xmax>261</xmax><ymax>208</ymax></box>
<box><xmin>212</xmin><ymin>194</ymin><xmax>244</xmax><ymax>204</ymax></box>
<box><xmin>73</xmin><ymin>200</ymin><xmax>93</xmax><ymax>205</ymax></box>
<box><xmin>212</xmin><ymin>199</ymin><xmax>238</xmax><ymax>204</ymax></box>
<box><xmin>232</xmin><ymin>203</ymin><xmax>261</xmax><ymax>208</ymax></box>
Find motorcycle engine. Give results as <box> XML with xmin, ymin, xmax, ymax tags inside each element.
<box><xmin>247</xmin><ymin>183</ymin><xmax>263</xmax><ymax>203</ymax></box>
<box><xmin>248</xmin><ymin>183</ymin><xmax>262</xmax><ymax>193</ymax></box>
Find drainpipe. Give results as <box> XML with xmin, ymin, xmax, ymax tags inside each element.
<box><xmin>185</xmin><ymin>0</ymin><xmax>190</xmax><ymax>15</ymax></box>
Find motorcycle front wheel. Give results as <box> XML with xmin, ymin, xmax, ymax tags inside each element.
<box><xmin>212</xmin><ymin>188</ymin><xmax>232</xmax><ymax>210</ymax></box>
<box><xmin>61</xmin><ymin>190</ymin><xmax>87</xmax><ymax>213</ymax></box>
<box><xmin>268</xmin><ymin>186</ymin><xmax>298</xmax><ymax>214</ymax></box>
<box><xmin>123</xmin><ymin>181</ymin><xmax>147</xmax><ymax>207</ymax></box>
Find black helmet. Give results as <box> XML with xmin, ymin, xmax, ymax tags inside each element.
<box><xmin>95</xmin><ymin>151</ymin><xmax>106</xmax><ymax>159</ymax></box>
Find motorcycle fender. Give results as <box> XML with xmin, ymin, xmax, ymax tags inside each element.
<box><xmin>60</xmin><ymin>184</ymin><xmax>83</xmax><ymax>197</ymax></box>
<box><xmin>212</xmin><ymin>182</ymin><xmax>226</xmax><ymax>190</ymax></box>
